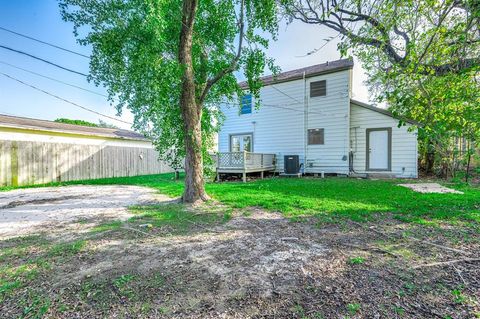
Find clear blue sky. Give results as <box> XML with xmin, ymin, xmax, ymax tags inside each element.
<box><xmin>0</xmin><ymin>1</ymin><xmax>370</xmax><ymax>130</ymax></box>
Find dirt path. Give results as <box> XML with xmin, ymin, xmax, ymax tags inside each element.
<box><xmin>0</xmin><ymin>185</ymin><xmax>171</xmax><ymax>239</ymax></box>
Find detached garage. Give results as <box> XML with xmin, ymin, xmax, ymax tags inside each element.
<box><xmin>0</xmin><ymin>114</ymin><xmax>172</xmax><ymax>186</ymax></box>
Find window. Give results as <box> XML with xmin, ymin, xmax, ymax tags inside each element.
<box><xmin>230</xmin><ymin>134</ymin><xmax>253</xmax><ymax>152</ymax></box>
<box><xmin>310</xmin><ymin>80</ymin><xmax>326</xmax><ymax>97</ymax></box>
<box><xmin>308</xmin><ymin>128</ymin><xmax>324</xmax><ymax>145</ymax></box>
<box><xmin>240</xmin><ymin>94</ymin><xmax>252</xmax><ymax>114</ymax></box>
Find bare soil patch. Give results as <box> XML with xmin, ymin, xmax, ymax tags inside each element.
<box><xmin>0</xmin><ymin>185</ymin><xmax>171</xmax><ymax>238</ymax></box>
<box><xmin>398</xmin><ymin>183</ymin><xmax>464</xmax><ymax>194</ymax></box>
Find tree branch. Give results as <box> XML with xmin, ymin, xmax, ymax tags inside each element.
<box><xmin>285</xmin><ymin>0</ymin><xmax>479</xmax><ymax>75</ymax></box>
<box><xmin>198</xmin><ymin>0</ymin><xmax>245</xmax><ymax>104</ymax></box>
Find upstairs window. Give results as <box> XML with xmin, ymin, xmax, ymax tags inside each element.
<box><xmin>240</xmin><ymin>94</ymin><xmax>252</xmax><ymax>114</ymax></box>
<box><xmin>308</xmin><ymin>128</ymin><xmax>325</xmax><ymax>145</ymax></box>
<box><xmin>310</xmin><ymin>80</ymin><xmax>326</xmax><ymax>97</ymax></box>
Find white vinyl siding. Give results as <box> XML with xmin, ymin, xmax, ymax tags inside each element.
<box><xmin>350</xmin><ymin>103</ymin><xmax>418</xmax><ymax>178</ymax></box>
<box><xmin>219</xmin><ymin>78</ymin><xmax>305</xmax><ymax>172</ymax></box>
<box><xmin>219</xmin><ymin>70</ymin><xmax>418</xmax><ymax>178</ymax></box>
<box><xmin>219</xmin><ymin>70</ymin><xmax>351</xmax><ymax>173</ymax></box>
<box><xmin>305</xmin><ymin>71</ymin><xmax>350</xmax><ymax>174</ymax></box>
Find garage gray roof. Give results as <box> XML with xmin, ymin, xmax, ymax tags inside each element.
<box><xmin>0</xmin><ymin>114</ymin><xmax>147</xmax><ymax>141</ymax></box>
<box><xmin>239</xmin><ymin>58</ymin><xmax>354</xmax><ymax>88</ymax></box>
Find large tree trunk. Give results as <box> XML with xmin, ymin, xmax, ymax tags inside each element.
<box><xmin>178</xmin><ymin>0</ymin><xmax>209</xmax><ymax>203</ymax></box>
<box><xmin>423</xmin><ymin>137</ymin><xmax>435</xmax><ymax>175</ymax></box>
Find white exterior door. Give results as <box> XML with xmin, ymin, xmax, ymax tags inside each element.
<box><xmin>367</xmin><ymin>128</ymin><xmax>390</xmax><ymax>171</ymax></box>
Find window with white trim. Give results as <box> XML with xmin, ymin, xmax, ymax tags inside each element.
<box><xmin>230</xmin><ymin>134</ymin><xmax>252</xmax><ymax>152</ymax></box>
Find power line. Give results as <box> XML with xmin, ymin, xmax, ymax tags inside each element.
<box><xmin>270</xmin><ymin>85</ymin><xmax>304</xmax><ymax>104</ymax></box>
<box><xmin>0</xmin><ymin>45</ymin><xmax>88</xmax><ymax>77</ymax></box>
<box><xmin>295</xmin><ymin>33</ymin><xmax>342</xmax><ymax>58</ymax></box>
<box><xmin>221</xmin><ymin>101</ymin><xmax>340</xmax><ymax>117</ymax></box>
<box><xmin>0</xmin><ymin>60</ymin><xmax>107</xmax><ymax>97</ymax></box>
<box><xmin>0</xmin><ymin>72</ymin><xmax>132</xmax><ymax>125</ymax></box>
<box><xmin>0</xmin><ymin>26</ymin><xmax>90</xmax><ymax>59</ymax></box>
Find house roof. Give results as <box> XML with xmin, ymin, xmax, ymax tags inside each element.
<box><xmin>350</xmin><ymin>99</ymin><xmax>421</xmax><ymax>126</ymax></box>
<box><xmin>239</xmin><ymin>58</ymin><xmax>354</xmax><ymax>88</ymax></box>
<box><xmin>0</xmin><ymin>114</ymin><xmax>148</xmax><ymax>141</ymax></box>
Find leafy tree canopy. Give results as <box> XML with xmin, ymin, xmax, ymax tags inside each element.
<box><xmin>54</xmin><ymin>118</ymin><xmax>98</xmax><ymax>127</ymax></box>
<box><xmin>54</xmin><ymin>118</ymin><xmax>120</xmax><ymax>129</ymax></box>
<box><xmin>282</xmin><ymin>0</ymin><xmax>480</xmax><ymax>176</ymax></box>
<box><xmin>59</xmin><ymin>0</ymin><xmax>280</xmax><ymax>172</ymax></box>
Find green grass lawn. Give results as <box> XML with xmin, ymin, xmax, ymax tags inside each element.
<box><xmin>4</xmin><ymin>173</ymin><xmax>478</xmax><ymax>226</ymax></box>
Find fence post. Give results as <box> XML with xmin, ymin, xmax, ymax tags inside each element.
<box><xmin>10</xmin><ymin>141</ymin><xmax>18</xmax><ymax>187</ymax></box>
<box><xmin>243</xmin><ymin>151</ymin><xmax>247</xmax><ymax>183</ymax></box>
<box><xmin>216</xmin><ymin>152</ymin><xmax>220</xmax><ymax>182</ymax></box>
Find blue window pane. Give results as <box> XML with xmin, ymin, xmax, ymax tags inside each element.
<box><xmin>240</xmin><ymin>94</ymin><xmax>252</xmax><ymax>114</ymax></box>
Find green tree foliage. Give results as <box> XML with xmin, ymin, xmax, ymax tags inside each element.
<box><xmin>59</xmin><ymin>0</ymin><xmax>279</xmax><ymax>202</ymax></box>
<box><xmin>54</xmin><ymin>118</ymin><xmax>98</xmax><ymax>127</ymax></box>
<box><xmin>54</xmin><ymin>118</ymin><xmax>120</xmax><ymax>129</ymax></box>
<box><xmin>97</xmin><ymin>119</ymin><xmax>119</xmax><ymax>129</ymax></box>
<box><xmin>283</xmin><ymin>0</ymin><xmax>480</xmax><ymax>178</ymax></box>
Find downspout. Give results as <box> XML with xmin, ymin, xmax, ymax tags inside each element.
<box><xmin>349</xmin><ymin>126</ymin><xmax>359</xmax><ymax>174</ymax></box>
<box><xmin>303</xmin><ymin>71</ymin><xmax>307</xmax><ymax>174</ymax></box>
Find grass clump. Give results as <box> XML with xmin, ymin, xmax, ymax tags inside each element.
<box><xmin>347</xmin><ymin>256</ymin><xmax>365</xmax><ymax>265</ymax></box>
<box><xmin>452</xmin><ymin>289</ymin><xmax>467</xmax><ymax>304</ymax></box>
<box><xmin>129</xmin><ymin>203</ymin><xmax>227</xmax><ymax>234</ymax></box>
<box><xmin>113</xmin><ymin>274</ymin><xmax>137</xmax><ymax>299</ymax></box>
<box><xmin>48</xmin><ymin>240</ymin><xmax>86</xmax><ymax>257</ymax></box>
<box><xmin>90</xmin><ymin>220</ymin><xmax>123</xmax><ymax>233</ymax></box>
<box><xmin>347</xmin><ymin>303</ymin><xmax>361</xmax><ymax>315</ymax></box>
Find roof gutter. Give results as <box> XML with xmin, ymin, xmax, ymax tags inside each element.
<box><xmin>0</xmin><ymin>124</ymin><xmax>149</xmax><ymax>142</ymax></box>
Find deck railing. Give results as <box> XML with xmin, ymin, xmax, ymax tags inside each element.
<box><xmin>216</xmin><ymin>151</ymin><xmax>276</xmax><ymax>170</ymax></box>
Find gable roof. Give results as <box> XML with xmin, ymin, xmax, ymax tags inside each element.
<box><xmin>350</xmin><ymin>99</ymin><xmax>421</xmax><ymax>126</ymax></box>
<box><xmin>0</xmin><ymin>114</ymin><xmax>148</xmax><ymax>141</ymax></box>
<box><xmin>239</xmin><ymin>58</ymin><xmax>354</xmax><ymax>88</ymax></box>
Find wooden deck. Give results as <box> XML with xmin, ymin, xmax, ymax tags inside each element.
<box><xmin>215</xmin><ymin>151</ymin><xmax>276</xmax><ymax>182</ymax></box>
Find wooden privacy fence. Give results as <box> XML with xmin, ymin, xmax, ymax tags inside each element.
<box><xmin>0</xmin><ymin>140</ymin><xmax>173</xmax><ymax>186</ymax></box>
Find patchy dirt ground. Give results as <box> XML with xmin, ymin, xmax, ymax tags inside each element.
<box><xmin>0</xmin><ymin>185</ymin><xmax>170</xmax><ymax>238</ymax></box>
<box><xmin>0</xmin><ymin>187</ymin><xmax>479</xmax><ymax>318</ymax></box>
<box><xmin>398</xmin><ymin>183</ymin><xmax>464</xmax><ymax>194</ymax></box>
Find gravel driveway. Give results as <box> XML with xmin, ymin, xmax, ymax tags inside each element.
<box><xmin>0</xmin><ymin>185</ymin><xmax>171</xmax><ymax>239</ymax></box>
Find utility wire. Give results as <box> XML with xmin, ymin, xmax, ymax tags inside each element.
<box><xmin>270</xmin><ymin>85</ymin><xmax>304</xmax><ymax>104</ymax></box>
<box><xmin>0</xmin><ymin>72</ymin><xmax>131</xmax><ymax>125</ymax></box>
<box><xmin>295</xmin><ymin>33</ymin><xmax>342</xmax><ymax>58</ymax></box>
<box><xmin>221</xmin><ymin>101</ymin><xmax>344</xmax><ymax>117</ymax></box>
<box><xmin>0</xmin><ymin>60</ymin><xmax>107</xmax><ymax>97</ymax></box>
<box><xmin>0</xmin><ymin>26</ymin><xmax>90</xmax><ymax>59</ymax></box>
<box><xmin>0</xmin><ymin>45</ymin><xmax>88</xmax><ymax>77</ymax></box>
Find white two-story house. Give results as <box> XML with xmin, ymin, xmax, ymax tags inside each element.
<box><xmin>218</xmin><ymin>59</ymin><xmax>418</xmax><ymax>178</ymax></box>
